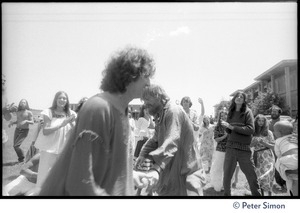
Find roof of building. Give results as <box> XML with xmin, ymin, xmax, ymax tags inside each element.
<box><xmin>254</xmin><ymin>59</ymin><xmax>297</xmax><ymax>81</ymax></box>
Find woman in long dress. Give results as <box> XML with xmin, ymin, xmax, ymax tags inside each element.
<box><xmin>250</xmin><ymin>114</ymin><xmax>275</xmax><ymax>196</ymax></box>
<box><xmin>35</xmin><ymin>91</ymin><xmax>76</xmax><ymax>187</ymax></box>
<box><xmin>210</xmin><ymin>109</ymin><xmax>228</xmax><ymax>191</ymax></box>
<box><xmin>199</xmin><ymin>115</ymin><xmax>215</xmax><ymax>174</ymax></box>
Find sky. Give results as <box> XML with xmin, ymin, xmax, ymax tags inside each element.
<box><xmin>2</xmin><ymin>2</ymin><xmax>297</xmax><ymax>116</ymax></box>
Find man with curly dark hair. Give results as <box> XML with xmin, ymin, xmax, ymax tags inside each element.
<box><xmin>38</xmin><ymin>46</ymin><xmax>156</xmax><ymax>196</ymax></box>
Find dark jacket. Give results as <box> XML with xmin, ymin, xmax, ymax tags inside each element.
<box><xmin>225</xmin><ymin>107</ymin><xmax>255</xmax><ymax>151</ymax></box>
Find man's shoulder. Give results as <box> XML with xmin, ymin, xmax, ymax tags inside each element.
<box><xmin>80</xmin><ymin>95</ymin><xmax>112</xmax><ymax>115</ymax></box>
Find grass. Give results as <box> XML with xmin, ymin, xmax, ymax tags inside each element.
<box><xmin>2</xmin><ymin>111</ymin><xmax>289</xmax><ymax>196</ymax></box>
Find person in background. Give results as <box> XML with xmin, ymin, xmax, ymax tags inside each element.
<box><xmin>135</xmin><ymin>84</ymin><xmax>205</xmax><ymax>196</ymax></box>
<box><xmin>128</xmin><ymin>109</ymin><xmax>137</xmax><ymax>154</ymax></box>
<box><xmin>3</xmin><ymin>152</ymin><xmax>41</xmax><ymax>196</ymax></box>
<box><xmin>180</xmin><ymin>96</ymin><xmax>200</xmax><ymax>131</ymax></box>
<box><xmin>250</xmin><ymin>114</ymin><xmax>275</xmax><ymax>196</ymax></box>
<box><xmin>199</xmin><ymin>115</ymin><xmax>215</xmax><ymax>175</ymax></box>
<box><xmin>8</xmin><ymin>99</ymin><xmax>34</xmax><ymax>163</ymax></box>
<box><xmin>2</xmin><ymin>73</ymin><xmax>17</xmax><ymax>196</ymax></box>
<box><xmin>273</xmin><ymin>120</ymin><xmax>298</xmax><ymax>196</ymax></box>
<box><xmin>134</xmin><ymin>104</ymin><xmax>155</xmax><ymax>168</ymax></box>
<box><xmin>2</xmin><ymin>74</ymin><xmax>17</xmax><ymax>146</ymax></box>
<box><xmin>181</xmin><ymin>97</ymin><xmax>205</xmax><ymax>164</ymax></box>
<box><xmin>210</xmin><ymin>109</ymin><xmax>228</xmax><ymax>192</ymax></box>
<box><xmin>221</xmin><ymin>91</ymin><xmax>261</xmax><ymax>196</ymax></box>
<box><xmin>209</xmin><ymin>115</ymin><xmax>214</xmax><ymax>125</ymax></box>
<box><xmin>34</xmin><ymin>91</ymin><xmax>77</xmax><ymax>188</ymax></box>
<box><xmin>38</xmin><ymin>46</ymin><xmax>156</xmax><ymax>196</ymax></box>
<box><xmin>268</xmin><ymin>105</ymin><xmax>287</xmax><ymax>192</ymax></box>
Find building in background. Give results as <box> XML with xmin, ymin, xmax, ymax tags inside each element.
<box><xmin>128</xmin><ymin>98</ymin><xmax>143</xmax><ymax>120</ymax></box>
<box><xmin>229</xmin><ymin>59</ymin><xmax>297</xmax><ymax>117</ymax></box>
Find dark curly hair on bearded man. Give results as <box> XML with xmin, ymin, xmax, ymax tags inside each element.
<box><xmin>100</xmin><ymin>46</ymin><xmax>156</xmax><ymax>93</ymax></box>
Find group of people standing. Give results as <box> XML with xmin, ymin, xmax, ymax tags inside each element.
<box><xmin>2</xmin><ymin>46</ymin><xmax>298</xmax><ymax>197</ymax></box>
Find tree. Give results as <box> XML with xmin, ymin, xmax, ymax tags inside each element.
<box><xmin>214</xmin><ymin>100</ymin><xmax>231</xmax><ymax>119</ymax></box>
<box><xmin>248</xmin><ymin>89</ymin><xmax>290</xmax><ymax>116</ymax></box>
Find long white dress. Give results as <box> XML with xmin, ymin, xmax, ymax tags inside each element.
<box><xmin>35</xmin><ymin>108</ymin><xmax>76</xmax><ymax>187</ymax></box>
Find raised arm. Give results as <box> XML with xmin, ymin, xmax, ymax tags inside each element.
<box><xmin>198</xmin><ymin>98</ymin><xmax>205</xmax><ymax>116</ymax></box>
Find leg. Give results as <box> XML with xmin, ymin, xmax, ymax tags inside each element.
<box><xmin>232</xmin><ymin>165</ymin><xmax>240</xmax><ymax>188</ymax></box>
<box><xmin>210</xmin><ymin>151</ymin><xmax>225</xmax><ymax>191</ymax></box>
<box><xmin>223</xmin><ymin>148</ymin><xmax>238</xmax><ymax>196</ymax></box>
<box><xmin>291</xmin><ymin>179</ymin><xmax>298</xmax><ymax>196</ymax></box>
<box><xmin>13</xmin><ymin>128</ymin><xmax>29</xmax><ymax>162</ymax></box>
<box><xmin>237</xmin><ymin>150</ymin><xmax>261</xmax><ymax>196</ymax></box>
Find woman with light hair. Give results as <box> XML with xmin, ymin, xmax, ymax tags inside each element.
<box><xmin>250</xmin><ymin>114</ymin><xmax>275</xmax><ymax>196</ymax></box>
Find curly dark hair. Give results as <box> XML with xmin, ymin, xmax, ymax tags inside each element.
<box><xmin>100</xmin><ymin>46</ymin><xmax>156</xmax><ymax>93</ymax></box>
<box><xmin>228</xmin><ymin>91</ymin><xmax>248</xmax><ymax>119</ymax></box>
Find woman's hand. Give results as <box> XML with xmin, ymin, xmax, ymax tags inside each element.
<box><xmin>221</xmin><ymin>121</ymin><xmax>233</xmax><ymax>130</ymax></box>
<box><xmin>60</xmin><ymin>115</ymin><xmax>76</xmax><ymax>128</ymax></box>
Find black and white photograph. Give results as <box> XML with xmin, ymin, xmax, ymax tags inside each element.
<box><xmin>1</xmin><ymin>1</ymin><xmax>298</xmax><ymax>211</ymax></box>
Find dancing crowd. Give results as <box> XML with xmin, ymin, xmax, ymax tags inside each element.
<box><xmin>2</xmin><ymin>46</ymin><xmax>298</xmax><ymax>197</ymax></box>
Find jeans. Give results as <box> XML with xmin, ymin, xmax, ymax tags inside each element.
<box><xmin>13</xmin><ymin>128</ymin><xmax>29</xmax><ymax>162</ymax></box>
<box><xmin>223</xmin><ymin>147</ymin><xmax>261</xmax><ymax>196</ymax></box>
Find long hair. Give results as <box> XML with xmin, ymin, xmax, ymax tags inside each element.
<box><xmin>180</xmin><ymin>96</ymin><xmax>192</xmax><ymax>108</ymax></box>
<box><xmin>100</xmin><ymin>46</ymin><xmax>156</xmax><ymax>93</ymax></box>
<box><xmin>202</xmin><ymin>115</ymin><xmax>210</xmax><ymax>128</ymax></box>
<box><xmin>142</xmin><ymin>84</ymin><xmax>170</xmax><ymax>106</ymax></box>
<box><xmin>253</xmin><ymin>114</ymin><xmax>269</xmax><ymax>137</ymax></box>
<box><xmin>228</xmin><ymin>91</ymin><xmax>248</xmax><ymax>119</ymax></box>
<box><xmin>17</xmin><ymin>99</ymin><xmax>30</xmax><ymax>111</ymax></box>
<box><xmin>50</xmin><ymin>91</ymin><xmax>71</xmax><ymax>116</ymax></box>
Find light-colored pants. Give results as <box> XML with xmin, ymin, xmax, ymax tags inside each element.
<box><xmin>210</xmin><ymin>151</ymin><xmax>225</xmax><ymax>191</ymax></box>
<box><xmin>36</xmin><ymin>151</ymin><xmax>59</xmax><ymax>187</ymax></box>
<box><xmin>3</xmin><ymin>175</ymin><xmax>35</xmax><ymax>196</ymax></box>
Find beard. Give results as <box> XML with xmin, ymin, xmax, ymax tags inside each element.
<box><xmin>271</xmin><ymin>113</ymin><xmax>280</xmax><ymax>120</ymax></box>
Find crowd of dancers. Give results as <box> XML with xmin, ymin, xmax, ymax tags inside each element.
<box><xmin>2</xmin><ymin>46</ymin><xmax>298</xmax><ymax>196</ymax></box>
